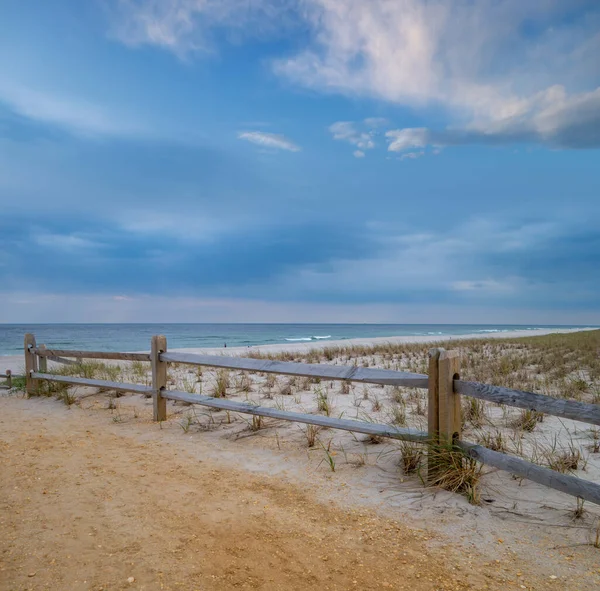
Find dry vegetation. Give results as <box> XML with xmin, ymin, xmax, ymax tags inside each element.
<box><xmin>20</xmin><ymin>330</ymin><xmax>600</xmax><ymax>509</ymax></box>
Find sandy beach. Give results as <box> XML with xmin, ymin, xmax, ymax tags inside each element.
<box><xmin>2</xmin><ymin>327</ymin><xmax>600</xmax><ymax>589</ymax></box>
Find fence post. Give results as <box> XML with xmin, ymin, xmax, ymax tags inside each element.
<box><xmin>6</xmin><ymin>369</ymin><xmax>11</xmax><ymax>389</ymax></box>
<box><xmin>151</xmin><ymin>335</ymin><xmax>167</xmax><ymax>422</ymax></box>
<box><xmin>38</xmin><ymin>344</ymin><xmax>48</xmax><ymax>373</ymax></box>
<box><xmin>24</xmin><ymin>333</ymin><xmax>39</xmax><ymax>397</ymax></box>
<box><xmin>427</xmin><ymin>348</ymin><xmax>441</xmax><ymax>444</ymax></box>
<box><xmin>427</xmin><ymin>348</ymin><xmax>441</xmax><ymax>481</ymax></box>
<box><xmin>438</xmin><ymin>350</ymin><xmax>462</xmax><ymax>446</ymax></box>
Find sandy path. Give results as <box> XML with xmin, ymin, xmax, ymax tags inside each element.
<box><xmin>0</xmin><ymin>395</ymin><xmax>573</xmax><ymax>591</ymax></box>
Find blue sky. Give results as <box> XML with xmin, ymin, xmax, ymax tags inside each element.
<box><xmin>1</xmin><ymin>0</ymin><xmax>599</xmax><ymax>323</ymax></box>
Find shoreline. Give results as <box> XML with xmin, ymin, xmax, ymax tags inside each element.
<box><xmin>170</xmin><ymin>326</ymin><xmax>596</xmax><ymax>356</ymax></box>
<box><xmin>1</xmin><ymin>327</ymin><xmax>595</xmax><ymax>373</ymax></box>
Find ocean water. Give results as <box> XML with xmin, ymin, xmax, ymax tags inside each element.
<box><xmin>0</xmin><ymin>324</ymin><xmax>594</xmax><ymax>356</ymax></box>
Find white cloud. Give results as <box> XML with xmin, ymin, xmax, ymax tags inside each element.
<box><xmin>277</xmin><ymin>1</ymin><xmax>600</xmax><ymax>151</ymax></box>
<box><xmin>329</xmin><ymin>119</ymin><xmax>384</xmax><ymax>155</ymax></box>
<box><xmin>0</xmin><ymin>83</ymin><xmax>146</xmax><ymax>138</ymax></box>
<box><xmin>385</xmin><ymin>86</ymin><xmax>600</xmax><ymax>154</ymax></box>
<box><xmin>399</xmin><ymin>151</ymin><xmax>424</xmax><ymax>160</ymax></box>
<box><xmin>238</xmin><ymin>131</ymin><xmax>301</xmax><ymax>152</ymax></box>
<box><xmin>109</xmin><ymin>0</ymin><xmax>296</xmax><ymax>55</ymax></box>
<box><xmin>386</xmin><ymin>128</ymin><xmax>429</xmax><ymax>152</ymax></box>
<box><xmin>277</xmin><ymin>1</ymin><xmax>598</xmax><ymax>115</ymax></box>
<box><xmin>364</xmin><ymin>117</ymin><xmax>388</xmax><ymax>128</ymax></box>
<box><xmin>108</xmin><ymin>1</ymin><xmax>600</xmax><ymax>151</ymax></box>
<box><xmin>329</xmin><ymin>121</ymin><xmax>374</xmax><ymax>149</ymax></box>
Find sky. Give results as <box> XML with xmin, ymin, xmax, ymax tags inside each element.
<box><xmin>1</xmin><ymin>0</ymin><xmax>599</xmax><ymax>324</ymax></box>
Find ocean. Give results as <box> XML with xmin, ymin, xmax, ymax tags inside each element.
<box><xmin>0</xmin><ymin>323</ymin><xmax>594</xmax><ymax>356</ymax></box>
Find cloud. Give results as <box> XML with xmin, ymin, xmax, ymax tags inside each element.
<box><xmin>0</xmin><ymin>83</ymin><xmax>146</xmax><ymax>138</ymax></box>
<box><xmin>386</xmin><ymin>128</ymin><xmax>430</xmax><ymax>152</ymax></box>
<box><xmin>386</xmin><ymin>86</ymin><xmax>600</xmax><ymax>154</ymax></box>
<box><xmin>109</xmin><ymin>1</ymin><xmax>600</xmax><ymax>151</ymax></box>
<box><xmin>3</xmin><ymin>210</ymin><xmax>600</xmax><ymax>314</ymax></box>
<box><xmin>108</xmin><ymin>0</ymin><xmax>296</xmax><ymax>55</ymax></box>
<box><xmin>364</xmin><ymin>117</ymin><xmax>388</xmax><ymax>128</ymax></box>
<box><xmin>399</xmin><ymin>151</ymin><xmax>424</xmax><ymax>160</ymax></box>
<box><xmin>276</xmin><ymin>1</ymin><xmax>599</xmax><ymax>111</ymax></box>
<box><xmin>329</xmin><ymin>121</ymin><xmax>374</xmax><ymax>149</ymax></box>
<box><xmin>329</xmin><ymin>119</ymin><xmax>387</xmax><ymax>155</ymax></box>
<box><xmin>274</xmin><ymin>1</ymin><xmax>600</xmax><ymax>151</ymax></box>
<box><xmin>267</xmin><ymin>217</ymin><xmax>600</xmax><ymax>310</ymax></box>
<box><xmin>238</xmin><ymin>130</ymin><xmax>301</xmax><ymax>152</ymax></box>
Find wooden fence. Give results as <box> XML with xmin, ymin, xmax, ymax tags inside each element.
<box><xmin>22</xmin><ymin>333</ymin><xmax>600</xmax><ymax>506</ymax></box>
<box><xmin>0</xmin><ymin>369</ymin><xmax>12</xmax><ymax>389</ymax></box>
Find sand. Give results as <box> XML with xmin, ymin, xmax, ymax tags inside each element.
<box><xmin>2</xmin><ymin>393</ymin><xmax>599</xmax><ymax>591</ymax></box>
<box><xmin>2</xmin><ymin>326</ymin><xmax>600</xmax><ymax>589</ymax></box>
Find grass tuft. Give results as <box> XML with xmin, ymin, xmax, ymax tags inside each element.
<box><xmin>425</xmin><ymin>443</ymin><xmax>483</xmax><ymax>505</ymax></box>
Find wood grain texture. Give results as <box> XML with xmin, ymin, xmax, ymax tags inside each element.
<box><xmin>439</xmin><ymin>350</ymin><xmax>461</xmax><ymax>444</ymax></box>
<box><xmin>426</xmin><ymin>348</ymin><xmax>442</xmax><ymax>483</ymax></box>
<box><xmin>162</xmin><ymin>389</ymin><xmax>429</xmax><ymax>442</ymax></box>
<box><xmin>38</xmin><ymin>344</ymin><xmax>48</xmax><ymax>373</ymax></box>
<box><xmin>151</xmin><ymin>335</ymin><xmax>168</xmax><ymax>421</ymax></box>
<box><xmin>161</xmin><ymin>352</ymin><xmax>429</xmax><ymax>388</ymax></box>
<box><xmin>3</xmin><ymin>370</ymin><xmax>11</xmax><ymax>389</ymax></box>
<box><xmin>427</xmin><ymin>348</ymin><xmax>441</xmax><ymax>444</ymax></box>
<box><xmin>46</xmin><ymin>355</ymin><xmax>79</xmax><ymax>366</ymax></box>
<box><xmin>24</xmin><ymin>333</ymin><xmax>38</xmax><ymax>397</ymax></box>
<box><xmin>35</xmin><ymin>349</ymin><xmax>151</xmax><ymax>362</ymax></box>
<box><xmin>32</xmin><ymin>372</ymin><xmax>152</xmax><ymax>395</ymax></box>
<box><xmin>458</xmin><ymin>441</ymin><xmax>600</xmax><ymax>506</ymax></box>
<box><xmin>455</xmin><ymin>380</ymin><xmax>600</xmax><ymax>427</ymax></box>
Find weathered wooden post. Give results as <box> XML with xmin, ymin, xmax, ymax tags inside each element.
<box><xmin>427</xmin><ymin>348</ymin><xmax>441</xmax><ymax>444</ymax></box>
<box><xmin>438</xmin><ymin>350</ymin><xmax>462</xmax><ymax>445</ymax></box>
<box><xmin>24</xmin><ymin>333</ymin><xmax>39</xmax><ymax>397</ymax></box>
<box><xmin>38</xmin><ymin>344</ymin><xmax>48</xmax><ymax>373</ymax></box>
<box><xmin>151</xmin><ymin>335</ymin><xmax>168</xmax><ymax>422</ymax></box>
<box><xmin>6</xmin><ymin>370</ymin><xmax>11</xmax><ymax>389</ymax></box>
<box><xmin>427</xmin><ymin>348</ymin><xmax>461</xmax><ymax>480</ymax></box>
<box><xmin>427</xmin><ymin>348</ymin><xmax>441</xmax><ymax>481</ymax></box>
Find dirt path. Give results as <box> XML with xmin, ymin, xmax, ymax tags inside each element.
<box><xmin>0</xmin><ymin>395</ymin><xmax>592</xmax><ymax>591</ymax></box>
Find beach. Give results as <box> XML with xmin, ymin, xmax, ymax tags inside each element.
<box><xmin>2</xmin><ymin>326</ymin><xmax>600</xmax><ymax>589</ymax></box>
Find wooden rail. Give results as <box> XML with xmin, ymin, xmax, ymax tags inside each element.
<box><xmin>163</xmin><ymin>389</ymin><xmax>428</xmax><ymax>442</ymax></box>
<box><xmin>23</xmin><ymin>333</ymin><xmax>600</xmax><ymax>507</ymax></box>
<box><xmin>458</xmin><ymin>441</ymin><xmax>600</xmax><ymax>505</ymax></box>
<box><xmin>31</xmin><ymin>372</ymin><xmax>153</xmax><ymax>395</ymax></box>
<box><xmin>455</xmin><ymin>380</ymin><xmax>600</xmax><ymax>427</ymax></box>
<box><xmin>34</xmin><ymin>348</ymin><xmax>151</xmax><ymax>362</ymax></box>
<box><xmin>162</xmin><ymin>351</ymin><xmax>429</xmax><ymax>388</ymax></box>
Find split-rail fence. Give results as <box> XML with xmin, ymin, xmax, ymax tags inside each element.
<box><xmin>20</xmin><ymin>333</ymin><xmax>600</xmax><ymax>506</ymax></box>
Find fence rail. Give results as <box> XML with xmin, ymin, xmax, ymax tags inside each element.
<box><xmin>35</xmin><ymin>348</ymin><xmax>151</xmax><ymax>362</ymax></box>
<box><xmin>455</xmin><ymin>380</ymin><xmax>600</xmax><ymax>426</ymax></box>
<box><xmin>164</xmin><ymin>389</ymin><xmax>428</xmax><ymax>442</ymax></box>
<box><xmin>31</xmin><ymin>372</ymin><xmax>153</xmax><ymax>395</ymax></box>
<box><xmin>162</xmin><ymin>351</ymin><xmax>429</xmax><ymax>388</ymax></box>
<box><xmin>22</xmin><ymin>332</ymin><xmax>600</xmax><ymax>506</ymax></box>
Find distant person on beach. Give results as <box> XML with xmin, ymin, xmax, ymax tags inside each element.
<box><xmin>224</xmin><ymin>343</ymin><xmax>227</xmax><ymax>348</ymax></box>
